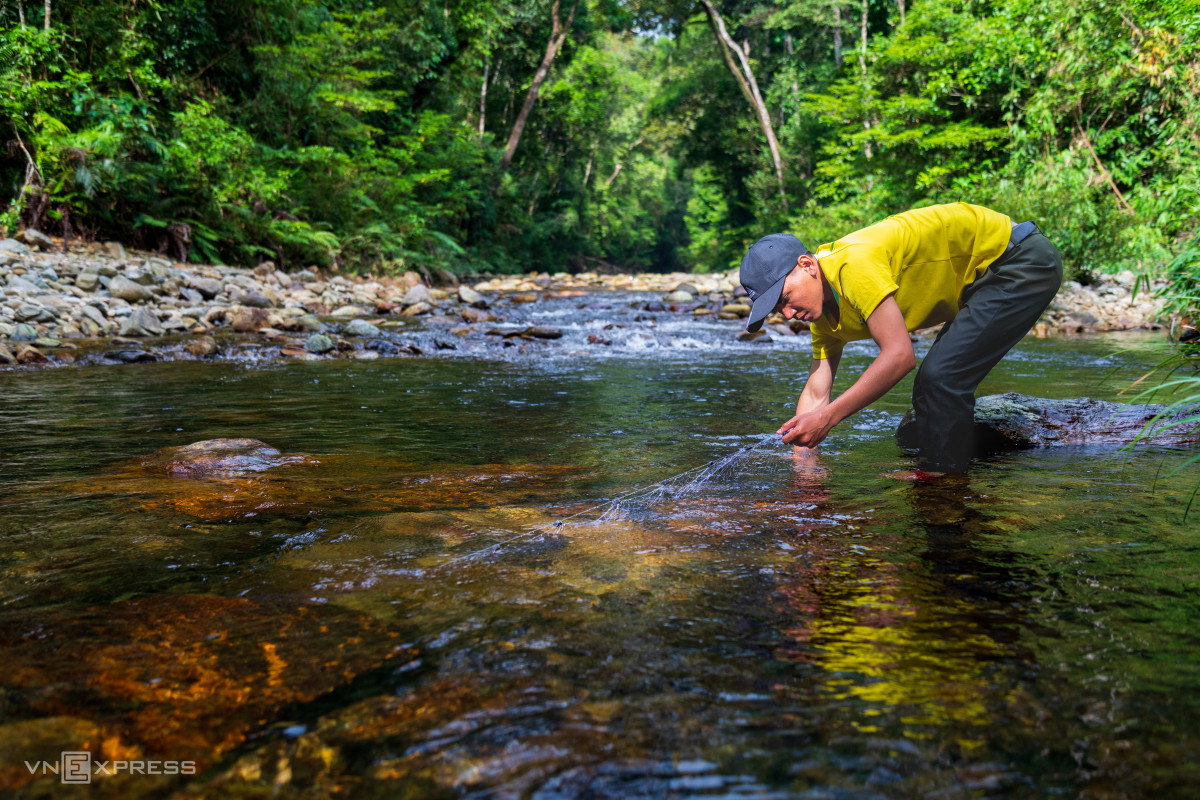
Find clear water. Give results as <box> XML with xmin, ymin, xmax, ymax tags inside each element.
<box><xmin>1</xmin><ymin>321</ymin><xmax>1198</xmax><ymax>798</ymax></box>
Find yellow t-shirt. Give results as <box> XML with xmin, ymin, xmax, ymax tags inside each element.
<box><xmin>809</xmin><ymin>202</ymin><xmax>1012</xmax><ymax>359</ymax></box>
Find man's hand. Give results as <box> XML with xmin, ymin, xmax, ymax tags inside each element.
<box><xmin>778</xmin><ymin>407</ymin><xmax>835</xmax><ymax>448</ymax></box>
<box><xmin>780</xmin><ymin>295</ymin><xmax>915</xmax><ymax>449</ymax></box>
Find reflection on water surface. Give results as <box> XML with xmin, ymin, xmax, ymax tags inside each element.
<box><xmin>1</xmin><ymin>330</ymin><xmax>1198</xmax><ymax>797</ymax></box>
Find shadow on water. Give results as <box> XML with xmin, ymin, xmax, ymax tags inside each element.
<box><xmin>0</xmin><ymin>329</ymin><xmax>1198</xmax><ymax>797</ymax></box>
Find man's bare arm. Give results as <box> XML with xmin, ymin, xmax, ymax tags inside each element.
<box><xmin>795</xmin><ymin>348</ymin><xmax>841</xmax><ymax>416</ymax></box>
<box><xmin>779</xmin><ymin>295</ymin><xmax>915</xmax><ymax>447</ymax></box>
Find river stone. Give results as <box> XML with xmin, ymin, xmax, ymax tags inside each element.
<box><xmin>6</xmin><ymin>273</ymin><xmax>41</xmax><ymax>293</ymax></box>
<box><xmin>344</xmin><ymin>318</ymin><xmax>380</xmax><ymax>337</ymax></box>
<box><xmin>664</xmin><ymin>290</ymin><xmax>694</xmax><ymax>303</ymax></box>
<box><xmin>32</xmin><ymin>337</ymin><xmax>61</xmax><ymax>348</ymax></box>
<box><xmin>108</xmin><ymin>274</ymin><xmax>154</xmax><ymax>302</ymax></box>
<box><xmin>0</xmin><ymin>238</ymin><xmax>27</xmax><ymax>254</ymax></box>
<box><xmin>458</xmin><ymin>285</ymin><xmax>488</xmax><ymax>308</ymax></box>
<box><xmin>125</xmin><ymin>269</ymin><xmax>156</xmax><ymax>286</ymax></box>
<box><xmin>0</xmin><ymin>344</ymin><xmax>15</xmax><ymax>364</ymax></box>
<box><xmin>11</xmin><ymin>323</ymin><xmax>38</xmax><ymax>341</ymax></box>
<box><xmin>142</xmin><ymin>438</ymin><xmax>312</xmax><ymax>479</ymax></box>
<box><xmin>16</xmin><ymin>345</ymin><xmax>47</xmax><ymax>364</ymax></box>
<box><xmin>231</xmin><ymin>306</ymin><xmax>269</xmax><ymax>332</ymax></box>
<box><xmin>673</xmin><ymin>281</ymin><xmax>700</xmax><ymax>295</ymax></box>
<box><xmin>119</xmin><ymin>306</ymin><xmax>164</xmax><ymax>336</ymax></box>
<box><xmin>14</xmin><ymin>304</ymin><xmax>45</xmax><ymax>322</ymax></box>
<box><xmin>104</xmin><ymin>348</ymin><xmax>155</xmax><ymax>363</ymax></box>
<box><xmin>896</xmin><ymin>392</ymin><xmax>1200</xmax><ymax>451</ymax></box>
<box><xmin>74</xmin><ymin>272</ymin><xmax>100</xmax><ymax>291</ymax></box>
<box><xmin>460</xmin><ymin>307</ymin><xmax>492</xmax><ymax>323</ymax></box>
<box><xmin>401</xmin><ymin>301</ymin><xmax>433</xmax><ymax>316</ymax></box>
<box><xmin>76</xmin><ymin>304</ymin><xmax>109</xmax><ymax>328</ymax></box>
<box><xmin>736</xmin><ymin>330</ymin><xmax>771</xmax><ymax>343</ymax></box>
<box><xmin>722</xmin><ymin>303</ymin><xmax>752</xmax><ymax>317</ymax></box>
<box><xmin>103</xmin><ymin>241</ymin><xmax>126</xmax><ymax>259</ymax></box>
<box><xmin>331</xmin><ymin>304</ymin><xmax>368</xmax><ymax>318</ymax></box>
<box><xmin>402</xmin><ymin>284</ymin><xmax>432</xmax><ymax>306</ymax></box>
<box><xmin>232</xmin><ymin>288</ymin><xmax>274</xmax><ymax>308</ymax></box>
<box><xmin>189</xmin><ymin>276</ymin><xmax>224</xmax><ymax>299</ymax></box>
<box><xmin>305</xmin><ymin>333</ymin><xmax>335</xmax><ymax>354</ymax></box>
<box><xmin>180</xmin><ymin>335</ymin><xmax>218</xmax><ymax>358</ymax></box>
<box><xmin>17</xmin><ymin>229</ymin><xmax>53</xmax><ymax>249</ymax></box>
<box><xmin>523</xmin><ymin>325</ymin><xmax>563</xmax><ymax>340</ymax></box>
<box><xmin>295</xmin><ymin>313</ymin><xmax>327</xmax><ymax>332</ymax></box>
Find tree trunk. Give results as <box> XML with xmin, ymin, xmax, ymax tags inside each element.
<box><xmin>833</xmin><ymin>7</ymin><xmax>843</xmax><ymax>70</ymax></box>
<box><xmin>43</xmin><ymin>0</ymin><xmax>49</xmax><ymax>29</ymax></box>
<box><xmin>498</xmin><ymin>0</ymin><xmax>578</xmax><ymax>174</ymax></box>
<box><xmin>895</xmin><ymin>0</ymin><xmax>905</xmax><ymax>26</ymax></box>
<box><xmin>603</xmin><ymin>133</ymin><xmax>645</xmax><ymax>189</ymax></box>
<box><xmin>859</xmin><ymin>0</ymin><xmax>873</xmax><ymax>160</ymax></box>
<box><xmin>858</xmin><ymin>0</ymin><xmax>868</xmax><ymax>76</ymax></box>
<box><xmin>1075</xmin><ymin>121</ymin><xmax>1132</xmax><ymax>213</ymax></box>
<box><xmin>17</xmin><ymin>0</ymin><xmax>25</xmax><ymax>27</ymax></box>
<box><xmin>700</xmin><ymin>0</ymin><xmax>787</xmax><ymax>212</ymax></box>
<box><xmin>479</xmin><ymin>57</ymin><xmax>489</xmax><ymax>137</ymax></box>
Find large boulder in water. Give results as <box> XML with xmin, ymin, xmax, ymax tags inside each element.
<box><xmin>142</xmin><ymin>438</ymin><xmax>318</xmax><ymax>479</ymax></box>
<box><xmin>897</xmin><ymin>392</ymin><xmax>1200</xmax><ymax>450</ymax></box>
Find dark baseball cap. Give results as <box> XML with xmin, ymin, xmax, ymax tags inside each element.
<box><xmin>739</xmin><ymin>233</ymin><xmax>808</xmax><ymax>332</ymax></box>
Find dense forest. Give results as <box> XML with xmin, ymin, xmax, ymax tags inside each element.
<box><xmin>2</xmin><ymin>0</ymin><xmax>1198</xmax><ymax>282</ymax></box>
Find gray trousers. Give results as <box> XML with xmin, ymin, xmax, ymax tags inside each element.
<box><xmin>910</xmin><ymin>230</ymin><xmax>1063</xmax><ymax>470</ymax></box>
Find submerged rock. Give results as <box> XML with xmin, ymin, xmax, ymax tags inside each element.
<box><xmin>143</xmin><ymin>438</ymin><xmax>317</xmax><ymax>479</ymax></box>
<box><xmin>0</xmin><ymin>594</ymin><xmax>401</xmax><ymax>782</ymax></box>
<box><xmin>897</xmin><ymin>392</ymin><xmax>1200</xmax><ymax>450</ymax></box>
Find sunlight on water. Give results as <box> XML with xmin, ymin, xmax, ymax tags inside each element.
<box><xmin>0</xmin><ymin>329</ymin><xmax>1198</xmax><ymax>797</ymax></box>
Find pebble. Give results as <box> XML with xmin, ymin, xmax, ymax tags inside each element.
<box><xmin>11</xmin><ymin>323</ymin><xmax>38</xmax><ymax>341</ymax></box>
<box><xmin>402</xmin><ymin>285</ymin><xmax>432</xmax><ymax>306</ymax></box>
<box><xmin>119</xmin><ymin>306</ymin><xmax>164</xmax><ymax>337</ymax></box>
<box><xmin>189</xmin><ymin>277</ymin><xmax>223</xmax><ymax>299</ymax></box>
<box><xmin>0</xmin><ymin>235</ymin><xmax>1175</xmax><ymax>371</ymax></box>
<box><xmin>108</xmin><ymin>275</ymin><xmax>155</xmax><ymax>303</ymax></box>
<box><xmin>105</xmin><ymin>348</ymin><xmax>156</xmax><ymax>363</ymax></box>
<box><xmin>402</xmin><ymin>301</ymin><xmax>433</xmax><ymax>316</ymax></box>
<box><xmin>184</xmin><ymin>336</ymin><xmax>219</xmax><ymax>357</ymax></box>
<box><xmin>16</xmin><ymin>345</ymin><xmax>47</xmax><ymax>363</ymax></box>
<box><xmin>344</xmin><ymin>319</ymin><xmax>381</xmax><ymax>337</ymax></box>
<box><xmin>460</xmin><ymin>307</ymin><xmax>492</xmax><ymax>323</ymax></box>
<box><xmin>231</xmin><ymin>307</ymin><xmax>269</xmax><ymax>332</ymax></box>
<box><xmin>458</xmin><ymin>285</ymin><xmax>489</xmax><ymax>307</ymax></box>
<box><xmin>523</xmin><ymin>326</ymin><xmax>563</xmax><ymax>340</ymax></box>
<box><xmin>18</xmin><ymin>229</ymin><xmax>55</xmax><ymax>249</ymax></box>
<box><xmin>305</xmin><ymin>333</ymin><xmax>335</xmax><ymax>354</ymax></box>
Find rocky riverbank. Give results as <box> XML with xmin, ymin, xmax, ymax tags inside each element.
<box><xmin>0</xmin><ymin>231</ymin><xmax>1171</xmax><ymax>369</ymax></box>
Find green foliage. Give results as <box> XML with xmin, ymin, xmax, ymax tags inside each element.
<box><xmin>1</xmin><ymin>0</ymin><xmax>1198</xmax><ymax>279</ymax></box>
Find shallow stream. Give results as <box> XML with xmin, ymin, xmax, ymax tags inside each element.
<box><xmin>1</xmin><ymin>300</ymin><xmax>1197</xmax><ymax>798</ymax></box>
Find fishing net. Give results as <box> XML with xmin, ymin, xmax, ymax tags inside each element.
<box><xmin>442</xmin><ymin>433</ymin><xmax>781</xmax><ymax>566</ymax></box>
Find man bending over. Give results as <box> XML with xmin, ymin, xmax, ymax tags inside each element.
<box><xmin>739</xmin><ymin>202</ymin><xmax>1063</xmax><ymax>471</ymax></box>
